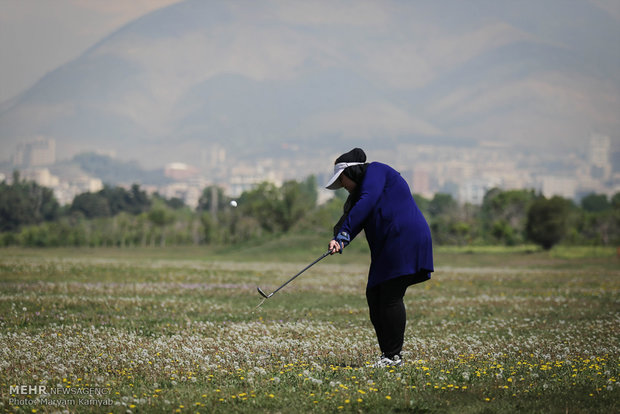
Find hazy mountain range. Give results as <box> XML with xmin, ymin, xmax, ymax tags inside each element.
<box><xmin>1</xmin><ymin>0</ymin><xmax>618</xmax><ymax>169</ymax></box>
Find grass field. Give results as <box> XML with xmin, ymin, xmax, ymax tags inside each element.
<box><xmin>0</xmin><ymin>241</ymin><xmax>618</xmax><ymax>413</ymax></box>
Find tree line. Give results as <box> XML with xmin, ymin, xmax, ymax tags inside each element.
<box><xmin>1</xmin><ymin>171</ymin><xmax>619</xmax><ymax>249</ymax></box>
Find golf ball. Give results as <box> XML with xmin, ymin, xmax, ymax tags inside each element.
<box><xmin>230</xmin><ymin>200</ymin><xmax>238</xmax><ymax>207</ymax></box>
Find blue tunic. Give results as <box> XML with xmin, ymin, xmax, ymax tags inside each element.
<box><xmin>337</xmin><ymin>162</ymin><xmax>434</xmax><ymax>288</ymax></box>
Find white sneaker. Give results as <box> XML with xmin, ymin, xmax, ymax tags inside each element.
<box><xmin>373</xmin><ymin>354</ymin><xmax>402</xmax><ymax>368</ymax></box>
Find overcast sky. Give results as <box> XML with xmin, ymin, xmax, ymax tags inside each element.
<box><xmin>0</xmin><ymin>0</ymin><xmax>183</xmax><ymax>103</ymax></box>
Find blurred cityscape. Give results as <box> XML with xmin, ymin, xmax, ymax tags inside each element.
<box><xmin>1</xmin><ymin>134</ymin><xmax>618</xmax><ymax>208</ymax></box>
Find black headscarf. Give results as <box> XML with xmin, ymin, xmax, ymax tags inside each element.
<box><xmin>337</xmin><ymin>148</ymin><xmax>368</xmax><ymax>184</ymax></box>
<box><xmin>333</xmin><ymin>148</ymin><xmax>369</xmax><ymax>236</ymax></box>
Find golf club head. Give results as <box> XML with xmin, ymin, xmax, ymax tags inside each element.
<box><xmin>257</xmin><ymin>287</ymin><xmax>271</xmax><ymax>298</ymax></box>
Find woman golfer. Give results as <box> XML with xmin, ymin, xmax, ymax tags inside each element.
<box><xmin>326</xmin><ymin>148</ymin><xmax>434</xmax><ymax>367</ymax></box>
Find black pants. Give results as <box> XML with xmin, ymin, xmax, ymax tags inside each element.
<box><xmin>366</xmin><ymin>273</ymin><xmax>427</xmax><ymax>359</ymax></box>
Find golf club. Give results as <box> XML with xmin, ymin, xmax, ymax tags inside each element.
<box><xmin>257</xmin><ymin>250</ymin><xmax>331</xmax><ymax>299</ymax></box>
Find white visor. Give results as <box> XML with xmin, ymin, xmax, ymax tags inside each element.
<box><xmin>325</xmin><ymin>162</ymin><xmax>364</xmax><ymax>190</ymax></box>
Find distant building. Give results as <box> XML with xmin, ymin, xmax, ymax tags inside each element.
<box><xmin>21</xmin><ymin>168</ymin><xmax>59</xmax><ymax>187</ymax></box>
<box><xmin>458</xmin><ymin>178</ymin><xmax>500</xmax><ymax>205</ymax></box>
<box><xmin>228</xmin><ymin>164</ymin><xmax>281</xmax><ymax>197</ymax></box>
<box><xmin>201</xmin><ymin>145</ymin><xmax>226</xmax><ymax>170</ymax></box>
<box><xmin>52</xmin><ymin>177</ymin><xmax>103</xmax><ymax>205</ymax></box>
<box><xmin>164</xmin><ymin>162</ymin><xmax>199</xmax><ymax>181</ymax></box>
<box><xmin>411</xmin><ymin>168</ymin><xmax>431</xmax><ymax>197</ymax></box>
<box><xmin>159</xmin><ymin>182</ymin><xmax>203</xmax><ymax>208</ymax></box>
<box><xmin>540</xmin><ymin>176</ymin><xmax>577</xmax><ymax>199</ymax></box>
<box><xmin>588</xmin><ymin>134</ymin><xmax>612</xmax><ymax>180</ymax></box>
<box><xmin>12</xmin><ymin>137</ymin><xmax>56</xmax><ymax>167</ymax></box>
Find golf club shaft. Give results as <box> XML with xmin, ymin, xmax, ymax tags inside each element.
<box><xmin>259</xmin><ymin>251</ymin><xmax>330</xmax><ymax>298</ymax></box>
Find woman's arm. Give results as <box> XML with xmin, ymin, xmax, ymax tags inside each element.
<box><xmin>337</xmin><ymin>164</ymin><xmax>385</xmax><ymax>240</ymax></box>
